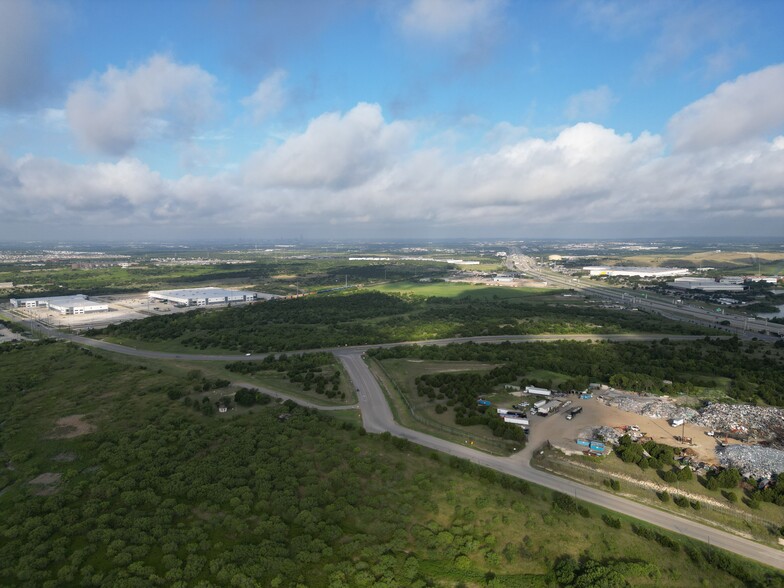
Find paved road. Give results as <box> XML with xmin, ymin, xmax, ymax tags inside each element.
<box><xmin>5</xmin><ymin>308</ymin><xmax>784</xmax><ymax>568</ymax></box>
<box><xmin>230</xmin><ymin>379</ymin><xmax>358</xmax><ymax>411</ymax></box>
<box><xmin>337</xmin><ymin>349</ymin><xmax>784</xmax><ymax>571</ymax></box>
<box><xmin>0</xmin><ymin>308</ymin><xmax>722</xmax><ymax>361</ymax></box>
<box><xmin>507</xmin><ymin>252</ymin><xmax>784</xmax><ymax>342</ymax></box>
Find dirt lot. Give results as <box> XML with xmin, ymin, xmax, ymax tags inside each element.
<box><xmin>525</xmin><ymin>396</ymin><xmax>727</xmax><ymax>465</ymax></box>
<box><xmin>28</xmin><ymin>472</ymin><xmax>62</xmax><ymax>495</ymax></box>
<box><xmin>49</xmin><ymin>415</ymin><xmax>96</xmax><ymax>439</ymax></box>
<box><xmin>0</xmin><ymin>324</ymin><xmax>30</xmax><ymax>342</ymax></box>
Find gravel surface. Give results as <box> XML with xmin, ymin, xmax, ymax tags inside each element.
<box><xmin>602</xmin><ymin>390</ymin><xmax>784</xmax><ymax>447</ymax></box>
<box><xmin>717</xmin><ymin>445</ymin><xmax>784</xmax><ymax>479</ymax></box>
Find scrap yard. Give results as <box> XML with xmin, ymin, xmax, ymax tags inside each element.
<box><xmin>500</xmin><ymin>384</ymin><xmax>784</xmax><ymax>482</ymax></box>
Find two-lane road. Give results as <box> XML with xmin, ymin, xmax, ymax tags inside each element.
<box><xmin>338</xmin><ymin>349</ymin><xmax>784</xmax><ymax>571</ymax></box>
<box><xmin>4</xmin><ymin>309</ymin><xmax>783</xmax><ymax>569</ymax></box>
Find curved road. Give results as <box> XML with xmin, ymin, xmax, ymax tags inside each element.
<box><xmin>336</xmin><ymin>350</ymin><xmax>784</xmax><ymax>571</ymax></box>
<box><xmin>4</xmin><ymin>309</ymin><xmax>782</xmax><ymax>569</ymax></box>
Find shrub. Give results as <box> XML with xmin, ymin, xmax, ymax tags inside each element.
<box><xmin>601</xmin><ymin>514</ymin><xmax>621</xmax><ymax>529</ymax></box>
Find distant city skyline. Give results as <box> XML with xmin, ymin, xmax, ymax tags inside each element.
<box><xmin>1</xmin><ymin>0</ymin><xmax>783</xmax><ymax>241</ymax></box>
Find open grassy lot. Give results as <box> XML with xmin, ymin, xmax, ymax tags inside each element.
<box><xmin>534</xmin><ymin>445</ymin><xmax>784</xmax><ymax>546</ymax></box>
<box><xmin>369</xmin><ymin>281</ymin><xmax>554</xmax><ymax>299</ymax></box>
<box><xmin>1</xmin><ymin>340</ymin><xmax>780</xmax><ymax>586</ymax></box>
<box><xmin>620</xmin><ymin>250</ymin><xmax>784</xmax><ymax>273</ymax></box>
<box><xmin>374</xmin><ymin>358</ymin><xmax>519</xmax><ymax>455</ymax></box>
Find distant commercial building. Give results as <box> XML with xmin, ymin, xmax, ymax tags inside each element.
<box><xmin>667</xmin><ymin>278</ymin><xmax>746</xmax><ymax>292</ymax></box>
<box><xmin>584</xmin><ymin>266</ymin><xmax>690</xmax><ymax>278</ymax></box>
<box><xmin>10</xmin><ymin>294</ymin><xmax>108</xmax><ymax>315</ymax></box>
<box><xmin>148</xmin><ymin>287</ymin><xmax>271</xmax><ymax>306</ymax></box>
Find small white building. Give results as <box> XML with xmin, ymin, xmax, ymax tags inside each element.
<box><xmin>525</xmin><ymin>385</ymin><xmax>551</xmax><ymax>397</ymax></box>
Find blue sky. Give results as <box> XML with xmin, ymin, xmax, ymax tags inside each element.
<box><xmin>1</xmin><ymin>0</ymin><xmax>783</xmax><ymax>241</ymax></box>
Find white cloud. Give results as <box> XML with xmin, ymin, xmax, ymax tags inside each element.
<box><xmin>3</xmin><ymin>89</ymin><xmax>784</xmax><ymax>238</ymax></box>
<box><xmin>242</xmin><ymin>69</ymin><xmax>288</xmax><ymax>124</ymax></box>
<box><xmin>399</xmin><ymin>0</ymin><xmax>504</xmax><ymax>40</ymax></box>
<box><xmin>65</xmin><ymin>54</ymin><xmax>218</xmax><ymax>155</ymax></box>
<box><xmin>0</xmin><ymin>0</ymin><xmax>65</xmax><ymax>109</ymax></box>
<box><xmin>396</xmin><ymin>0</ymin><xmax>507</xmax><ymax>66</ymax></box>
<box><xmin>245</xmin><ymin>102</ymin><xmax>413</xmax><ymax>190</ymax></box>
<box><xmin>564</xmin><ymin>85</ymin><xmax>618</xmax><ymax>120</ymax></box>
<box><xmin>668</xmin><ymin>64</ymin><xmax>784</xmax><ymax>152</ymax></box>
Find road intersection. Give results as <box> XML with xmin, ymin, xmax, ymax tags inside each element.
<box><xmin>3</xmin><ymin>308</ymin><xmax>783</xmax><ymax>570</ymax></box>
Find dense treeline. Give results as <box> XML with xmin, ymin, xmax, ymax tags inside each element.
<box><xmin>225</xmin><ymin>353</ymin><xmax>345</xmax><ymax>399</ymax></box>
<box><xmin>369</xmin><ymin>337</ymin><xmax>784</xmax><ymax>406</ymax></box>
<box><xmin>97</xmin><ymin>290</ymin><xmax>709</xmax><ymax>353</ymax></box>
<box><xmin>415</xmin><ymin>372</ymin><xmax>526</xmax><ymax>443</ymax></box>
<box><xmin>0</xmin><ymin>342</ymin><xmax>780</xmax><ymax>587</ymax></box>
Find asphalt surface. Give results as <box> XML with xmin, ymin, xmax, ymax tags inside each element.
<box><xmin>3</xmin><ymin>309</ymin><xmax>784</xmax><ymax>569</ymax></box>
<box><xmin>507</xmin><ymin>252</ymin><xmax>784</xmax><ymax>341</ymax></box>
<box><xmin>337</xmin><ymin>349</ymin><xmax>784</xmax><ymax>571</ymax></box>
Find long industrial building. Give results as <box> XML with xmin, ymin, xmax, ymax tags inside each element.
<box><xmin>148</xmin><ymin>287</ymin><xmax>269</xmax><ymax>306</ymax></box>
<box><xmin>584</xmin><ymin>266</ymin><xmax>690</xmax><ymax>278</ymax></box>
<box><xmin>10</xmin><ymin>294</ymin><xmax>108</xmax><ymax>315</ymax></box>
<box><xmin>667</xmin><ymin>277</ymin><xmax>746</xmax><ymax>292</ymax></box>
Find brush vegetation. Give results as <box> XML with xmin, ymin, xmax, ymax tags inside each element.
<box><xmin>1</xmin><ymin>341</ymin><xmax>782</xmax><ymax>586</ymax></box>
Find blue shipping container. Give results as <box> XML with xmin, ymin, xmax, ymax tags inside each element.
<box><xmin>576</xmin><ymin>439</ymin><xmax>591</xmax><ymax>447</ymax></box>
<box><xmin>589</xmin><ymin>442</ymin><xmax>605</xmax><ymax>451</ymax></box>
<box><xmin>477</xmin><ymin>399</ymin><xmax>491</xmax><ymax>406</ymax></box>
<box><xmin>580</xmin><ymin>394</ymin><xmax>593</xmax><ymax>399</ymax></box>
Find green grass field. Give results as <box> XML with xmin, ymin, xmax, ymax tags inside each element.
<box><xmin>369</xmin><ymin>280</ymin><xmax>557</xmax><ymax>299</ymax></box>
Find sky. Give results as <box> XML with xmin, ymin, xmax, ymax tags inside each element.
<box><xmin>0</xmin><ymin>0</ymin><xmax>783</xmax><ymax>242</ymax></box>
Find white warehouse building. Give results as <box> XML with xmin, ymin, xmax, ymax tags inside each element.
<box><xmin>148</xmin><ymin>287</ymin><xmax>269</xmax><ymax>307</ymax></box>
<box><xmin>668</xmin><ymin>278</ymin><xmax>746</xmax><ymax>292</ymax></box>
<box><xmin>10</xmin><ymin>294</ymin><xmax>109</xmax><ymax>315</ymax></box>
<box><xmin>584</xmin><ymin>266</ymin><xmax>690</xmax><ymax>278</ymax></box>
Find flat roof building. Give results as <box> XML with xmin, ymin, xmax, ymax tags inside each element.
<box><xmin>148</xmin><ymin>287</ymin><xmax>274</xmax><ymax>306</ymax></box>
<box><xmin>584</xmin><ymin>266</ymin><xmax>690</xmax><ymax>278</ymax></box>
<box><xmin>10</xmin><ymin>294</ymin><xmax>109</xmax><ymax>315</ymax></box>
<box><xmin>668</xmin><ymin>278</ymin><xmax>746</xmax><ymax>292</ymax></box>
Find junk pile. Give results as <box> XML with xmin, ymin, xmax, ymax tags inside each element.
<box><xmin>717</xmin><ymin>445</ymin><xmax>784</xmax><ymax>480</ymax></box>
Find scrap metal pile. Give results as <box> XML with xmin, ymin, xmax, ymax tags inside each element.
<box><xmin>696</xmin><ymin>404</ymin><xmax>784</xmax><ymax>446</ymax></box>
<box><xmin>718</xmin><ymin>445</ymin><xmax>784</xmax><ymax>480</ymax></box>
<box><xmin>602</xmin><ymin>392</ymin><xmax>699</xmax><ymax>422</ymax></box>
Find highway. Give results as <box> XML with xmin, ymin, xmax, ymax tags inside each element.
<box><xmin>3</xmin><ymin>309</ymin><xmax>784</xmax><ymax>569</ymax></box>
<box><xmin>337</xmin><ymin>349</ymin><xmax>784</xmax><ymax>571</ymax></box>
<box><xmin>507</xmin><ymin>252</ymin><xmax>784</xmax><ymax>342</ymax></box>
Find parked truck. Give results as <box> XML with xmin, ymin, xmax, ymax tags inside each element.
<box><xmin>565</xmin><ymin>406</ymin><xmax>583</xmax><ymax>420</ymax></box>
<box><xmin>504</xmin><ymin>417</ymin><xmax>529</xmax><ymax>427</ymax></box>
